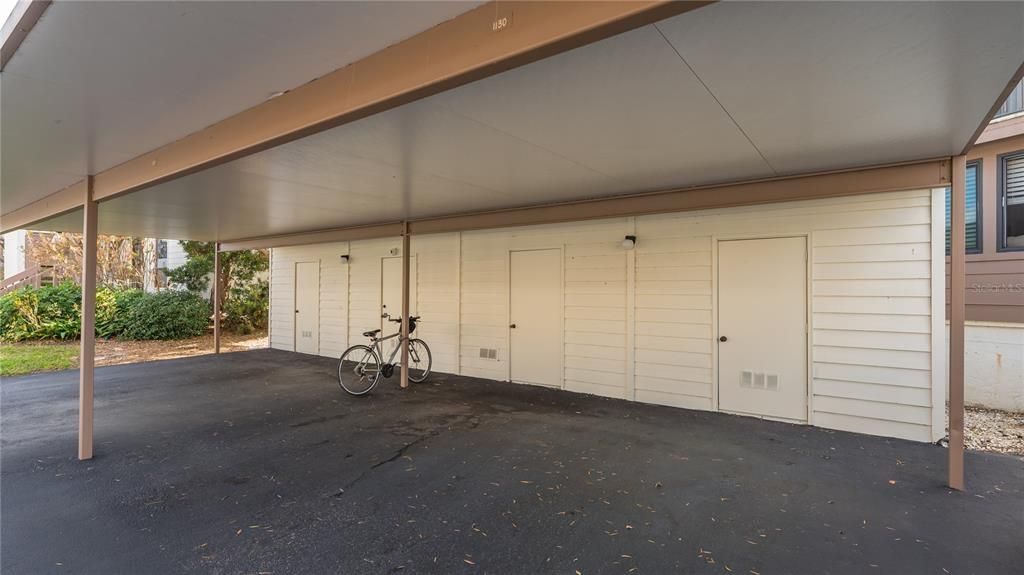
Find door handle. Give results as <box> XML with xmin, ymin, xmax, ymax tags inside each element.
<box><xmin>719</xmin><ymin>336</ymin><xmax>727</xmax><ymax>342</ymax></box>
<box><xmin>509</xmin><ymin>323</ymin><xmax>516</xmax><ymax>329</ymax></box>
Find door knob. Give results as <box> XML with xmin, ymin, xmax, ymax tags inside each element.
<box><xmin>510</xmin><ymin>323</ymin><xmax>516</xmax><ymax>329</ymax></box>
<box><xmin>719</xmin><ymin>336</ymin><xmax>727</xmax><ymax>342</ymax></box>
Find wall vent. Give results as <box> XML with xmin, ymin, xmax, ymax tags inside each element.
<box><xmin>479</xmin><ymin>348</ymin><xmax>498</xmax><ymax>360</ymax></box>
<box><xmin>740</xmin><ymin>370</ymin><xmax>780</xmax><ymax>391</ymax></box>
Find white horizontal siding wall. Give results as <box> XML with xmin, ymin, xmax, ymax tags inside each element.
<box><xmin>346</xmin><ymin>239</ymin><xmax>397</xmax><ymax>351</ymax></box>
<box><xmin>459</xmin><ymin>219</ymin><xmax>630</xmax><ymax>397</ymax></box>
<box><xmin>635</xmin><ymin>188</ymin><xmax>940</xmax><ymax>442</ymax></box>
<box><xmin>411</xmin><ymin>234</ymin><xmax>460</xmax><ymax>375</ymax></box>
<box><xmin>269</xmin><ymin>242</ymin><xmax>349</xmax><ymax>357</ymax></box>
<box><xmin>269</xmin><ymin>189</ymin><xmax>941</xmax><ymax>443</ymax></box>
<box><xmin>270</xmin><ymin>236</ymin><xmax>461</xmax><ymax>372</ymax></box>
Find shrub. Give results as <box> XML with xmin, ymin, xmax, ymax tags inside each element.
<box><xmin>121</xmin><ymin>290</ymin><xmax>210</xmax><ymax>340</ymax></box>
<box><xmin>0</xmin><ymin>282</ymin><xmax>81</xmax><ymax>342</ymax></box>
<box><xmin>223</xmin><ymin>279</ymin><xmax>269</xmax><ymax>335</ymax></box>
<box><xmin>95</xmin><ymin>288</ymin><xmax>145</xmax><ymax>338</ymax></box>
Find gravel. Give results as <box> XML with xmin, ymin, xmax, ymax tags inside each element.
<box><xmin>965</xmin><ymin>406</ymin><xmax>1024</xmax><ymax>455</ymax></box>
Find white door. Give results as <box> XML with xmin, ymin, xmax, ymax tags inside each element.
<box><xmin>509</xmin><ymin>249</ymin><xmax>562</xmax><ymax>387</ymax></box>
<box><xmin>381</xmin><ymin>256</ymin><xmax>417</xmax><ymax>354</ymax></box>
<box><xmin>294</xmin><ymin>261</ymin><xmax>320</xmax><ymax>355</ymax></box>
<box><xmin>718</xmin><ymin>237</ymin><xmax>807</xmax><ymax>421</ymax></box>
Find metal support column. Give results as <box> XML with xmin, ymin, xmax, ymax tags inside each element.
<box><xmin>400</xmin><ymin>223</ymin><xmax>411</xmax><ymax>389</ymax></box>
<box><xmin>213</xmin><ymin>243</ymin><xmax>221</xmax><ymax>354</ymax></box>
<box><xmin>78</xmin><ymin>176</ymin><xmax>97</xmax><ymax>461</ymax></box>
<box><xmin>949</xmin><ymin>155</ymin><xmax>967</xmax><ymax>491</ymax></box>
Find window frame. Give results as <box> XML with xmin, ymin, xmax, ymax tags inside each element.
<box><xmin>946</xmin><ymin>159</ymin><xmax>983</xmax><ymax>256</ymax></box>
<box><xmin>997</xmin><ymin>149</ymin><xmax>1024</xmax><ymax>253</ymax></box>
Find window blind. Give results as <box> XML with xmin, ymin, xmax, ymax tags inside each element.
<box><xmin>1006</xmin><ymin>153</ymin><xmax>1024</xmax><ymax>207</ymax></box>
<box><xmin>945</xmin><ymin>162</ymin><xmax>980</xmax><ymax>254</ymax></box>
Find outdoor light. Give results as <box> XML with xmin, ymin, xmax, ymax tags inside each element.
<box><xmin>339</xmin><ymin>254</ymin><xmax>350</xmax><ymax>264</ymax></box>
<box><xmin>390</xmin><ymin>247</ymin><xmax>400</xmax><ymax>256</ymax></box>
<box><xmin>621</xmin><ymin>235</ymin><xmax>636</xmax><ymax>250</ymax></box>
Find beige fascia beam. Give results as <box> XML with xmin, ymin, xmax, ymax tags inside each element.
<box><xmin>220</xmin><ymin>222</ymin><xmax>404</xmax><ymax>252</ymax></box>
<box><xmin>94</xmin><ymin>2</ymin><xmax>712</xmax><ymax>201</ymax></box>
<box><xmin>219</xmin><ymin>158</ymin><xmax>951</xmax><ymax>251</ymax></box>
<box><xmin>0</xmin><ymin>181</ymin><xmax>84</xmax><ymax>234</ymax></box>
<box><xmin>0</xmin><ymin>0</ymin><xmax>50</xmax><ymax>71</ymax></box>
<box><xmin>3</xmin><ymin>1</ymin><xmax>707</xmax><ymax>233</ymax></box>
<box><xmin>411</xmin><ymin>158</ymin><xmax>953</xmax><ymax>235</ymax></box>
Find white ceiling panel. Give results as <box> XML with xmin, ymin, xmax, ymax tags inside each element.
<box><xmin>433</xmin><ymin>25</ymin><xmax>774</xmax><ymax>190</ymax></box>
<box><xmin>1</xmin><ymin>0</ymin><xmax>482</xmax><ymax>213</ymax></box>
<box><xmin>655</xmin><ymin>1</ymin><xmax>1024</xmax><ymax>175</ymax></box>
<box><xmin>12</xmin><ymin>2</ymin><xmax>1024</xmax><ymax>243</ymax></box>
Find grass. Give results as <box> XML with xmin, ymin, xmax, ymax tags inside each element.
<box><xmin>0</xmin><ymin>344</ymin><xmax>77</xmax><ymax>377</ymax></box>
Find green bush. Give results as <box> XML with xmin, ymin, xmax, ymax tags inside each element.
<box><xmin>0</xmin><ymin>282</ymin><xmax>81</xmax><ymax>342</ymax></box>
<box><xmin>121</xmin><ymin>290</ymin><xmax>210</xmax><ymax>340</ymax></box>
<box><xmin>223</xmin><ymin>279</ymin><xmax>269</xmax><ymax>335</ymax></box>
<box><xmin>95</xmin><ymin>288</ymin><xmax>145</xmax><ymax>338</ymax></box>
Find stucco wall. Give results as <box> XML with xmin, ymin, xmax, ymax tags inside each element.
<box><xmin>946</xmin><ymin>322</ymin><xmax>1024</xmax><ymax>412</ymax></box>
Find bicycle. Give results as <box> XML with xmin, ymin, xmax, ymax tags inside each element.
<box><xmin>337</xmin><ymin>314</ymin><xmax>432</xmax><ymax>395</ymax></box>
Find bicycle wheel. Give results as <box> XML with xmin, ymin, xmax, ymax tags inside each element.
<box><xmin>338</xmin><ymin>345</ymin><xmax>382</xmax><ymax>396</ymax></box>
<box><xmin>407</xmin><ymin>338</ymin><xmax>432</xmax><ymax>383</ymax></box>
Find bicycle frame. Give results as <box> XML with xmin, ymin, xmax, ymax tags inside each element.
<box><xmin>370</xmin><ymin>329</ymin><xmax>405</xmax><ymax>366</ymax></box>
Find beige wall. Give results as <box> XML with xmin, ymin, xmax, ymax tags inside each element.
<box><xmin>954</xmin><ymin>131</ymin><xmax>1024</xmax><ymax>323</ymax></box>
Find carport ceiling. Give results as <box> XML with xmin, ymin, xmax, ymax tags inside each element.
<box><xmin>0</xmin><ymin>0</ymin><xmax>483</xmax><ymax>216</ymax></box>
<box><xmin>16</xmin><ymin>2</ymin><xmax>1024</xmax><ymax>241</ymax></box>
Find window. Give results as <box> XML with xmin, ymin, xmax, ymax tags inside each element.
<box><xmin>156</xmin><ymin>239</ymin><xmax>168</xmax><ymax>259</ymax></box>
<box><xmin>945</xmin><ymin>161</ymin><xmax>981</xmax><ymax>255</ymax></box>
<box><xmin>1000</xmin><ymin>151</ymin><xmax>1024</xmax><ymax>251</ymax></box>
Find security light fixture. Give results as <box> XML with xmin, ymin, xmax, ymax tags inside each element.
<box><xmin>339</xmin><ymin>254</ymin><xmax>350</xmax><ymax>264</ymax></box>
<box><xmin>621</xmin><ymin>235</ymin><xmax>636</xmax><ymax>250</ymax></box>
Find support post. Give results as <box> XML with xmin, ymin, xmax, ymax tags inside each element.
<box><xmin>213</xmin><ymin>243</ymin><xmax>221</xmax><ymax>354</ymax></box>
<box><xmin>78</xmin><ymin>176</ymin><xmax>97</xmax><ymax>461</ymax></box>
<box><xmin>400</xmin><ymin>223</ymin><xmax>411</xmax><ymax>389</ymax></box>
<box><xmin>949</xmin><ymin>155</ymin><xmax>967</xmax><ymax>491</ymax></box>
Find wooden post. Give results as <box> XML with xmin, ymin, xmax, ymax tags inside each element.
<box><xmin>400</xmin><ymin>223</ymin><xmax>411</xmax><ymax>389</ymax></box>
<box><xmin>213</xmin><ymin>243</ymin><xmax>221</xmax><ymax>354</ymax></box>
<box><xmin>78</xmin><ymin>176</ymin><xmax>97</xmax><ymax>461</ymax></box>
<box><xmin>949</xmin><ymin>155</ymin><xmax>967</xmax><ymax>491</ymax></box>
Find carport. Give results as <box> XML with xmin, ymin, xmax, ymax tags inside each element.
<box><xmin>3</xmin><ymin>0</ymin><xmax>1023</xmax><ymax>492</ymax></box>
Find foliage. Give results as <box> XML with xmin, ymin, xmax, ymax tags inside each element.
<box><xmin>96</xmin><ymin>288</ymin><xmax>145</xmax><ymax>339</ymax></box>
<box><xmin>121</xmin><ymin>291</ymin><xmax>210</xmax><ymax>340</ymax></box>
<box><xmin>165</xmin><ymin>241</ymin><xmax>269</xmax><ymax>334</ymax></box>
<box><xmin>0</xmin><ymin>284</ymin><xmax>203</xmax><ymax>342</ymax></box>
<box><xmin>0</xmin><ymin>344</ymin><xmax>77</xmax><ymax>377</ymax></box>
<box><xmin>0</xmin><ymin>282</ymin><xmax>81</xmax><ymax>342</ymax></box>
<box><xmin>25</xmin><ymin>232</ymin><xmax>143</xmax><ymax>287</ymax></box>
<box><xmin>223</xmin><ymin>279</ymin><xmax>269</xmax><ymax>335</ymax></box>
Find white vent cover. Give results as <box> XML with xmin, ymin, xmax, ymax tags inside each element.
<box><xmin>479</xmin><ymin>348</ymin><xmax>498</xmax><ymax>360</ymax></box>
<box><xmin>740</xmin><ymin>370</ymin><xmax>780</xmax><ymax>391</ymax></box>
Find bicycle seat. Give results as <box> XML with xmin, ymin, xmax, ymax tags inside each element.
<box><xmin>362</xmin><ymin>329</ymin><xmax>381</xmax><ymax>337</ymax></box>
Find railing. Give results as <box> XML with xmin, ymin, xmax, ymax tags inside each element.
<box><xmin>994</xmin><ymin>79</ymin><xmax>1024</xmax><ymax>119</ymax></box>
<box><xmin>0</xmin><ymin>265</ymin><xmax>56</xmax><ymax>295</ymax></box>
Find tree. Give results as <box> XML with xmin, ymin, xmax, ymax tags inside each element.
<box><xmin>25</xmin><ymin>232</ymin><xmax>143</xmax><ymax>287</ymax></box>
<box><xmin>165</xmin><ymin>241</ymin><xmax>269</xmax><ymax>313</ymax></box>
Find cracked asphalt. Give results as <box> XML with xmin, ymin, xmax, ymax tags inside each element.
<box><xmin>2</xmin><ymin>349</ymin><xmax>1022</xmax><ymax>574</ymax></box>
